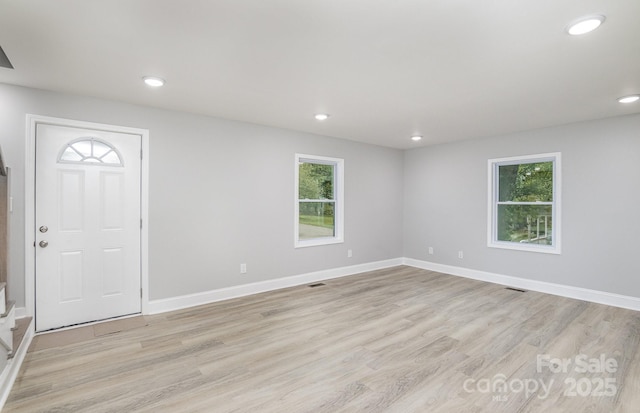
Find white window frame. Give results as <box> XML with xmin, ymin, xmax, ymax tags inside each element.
<box><xmin>295</xmin><ymin>153</ymin><xmax>344</xmax><ymax>248</ymax></box>
<box><xmin>487</xmin><ymin>152</ymin><xmax>561</xmax><ymax>254</ymax></box>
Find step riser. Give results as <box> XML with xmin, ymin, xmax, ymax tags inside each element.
<box><xmin>0</xmin><ymin>283</ymin><xmax>6</xmax><ymax>315</ymax></box>
<box><xmin>0</xmin><ymin>299</ymin><xmax>15</xmax><ymax>357</ymax></box>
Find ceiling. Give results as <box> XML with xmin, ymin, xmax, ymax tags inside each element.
<box><xmin>0</xmin><ymin>0</ymin><xmax>639</xmax><ymax>149</ymax></box>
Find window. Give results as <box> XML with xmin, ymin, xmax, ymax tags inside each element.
<box><xmin>295</xmin><ymin>154</ymin><xmax>344</xmax><ymax>248</ymax></box>
<box><xmin>58</xmin><ymin>138</ymin><xmax>123</xmax><ymax>166</ymax></box>
<box><xmin>488</xmin><ymin>153</ymin><xmax>561</xmax><ymax>254</ymax></box>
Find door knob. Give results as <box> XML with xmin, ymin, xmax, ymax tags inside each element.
<box><xmin>39</xmin><ymin>240</ymin><xmax>48</xmax><ymax>248</ymax></box>
<box><xmin>39</xmin><ymin>225</ymin><xmax>48</xmax><ymax>233</ymax></box>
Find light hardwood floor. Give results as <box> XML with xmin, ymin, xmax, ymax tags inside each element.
<box><xmin>5</xmin><ymin>266</ymin><xmax>640</xmax><ymax>412</ymax></box>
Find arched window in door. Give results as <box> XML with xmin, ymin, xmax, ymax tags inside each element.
<box><xmin>58</xmin><ymin>137</ymin><xmax>124</xmax><ymax>166</ymax></box>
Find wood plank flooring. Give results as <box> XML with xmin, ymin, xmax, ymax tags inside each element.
<box><xmin>4</xmin><ymin>266</ymin><xmax>640</xmax><ymax>412</ymax></box>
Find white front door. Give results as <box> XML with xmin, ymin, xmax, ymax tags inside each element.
<box><xmin>35</xmin><ymin>123</ymin><xmax>142</xmax><ymax>331</ymax></box>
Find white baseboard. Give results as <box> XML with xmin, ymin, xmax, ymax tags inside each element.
<box><xmin>403</xmin><ymin>258</ymin><xmax>640</xmax><ymax>312</ymax></box>
<box><xmin>147</xmin><ymin>258</ymin><xmax>403</xmax><ymax>315</ymax></box>
<box><xmin>149</xmin><ymin>256</ymin><xmax>640</xmax><ymax>316</ymax></box>
<box><xmin>0</xmin><ymin>318</ymin><xmax>34</xmax><ymax>411</ymax></box>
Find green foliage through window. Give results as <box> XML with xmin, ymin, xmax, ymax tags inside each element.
<box><xmin>298</xmin><ymin>161</ymin><xmax>335</xmax><ymax>241</ymax></box>
<box><xmin>495</xmin><ymin>160</ymin><xmax>555</xmax><ymax>246</ymax></box>
<box><xmin>298</xmin><ymin>163</ymin><xmax>334</xmax><ymax>200</ymax></box>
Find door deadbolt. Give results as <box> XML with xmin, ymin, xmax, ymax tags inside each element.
<box><xmin>39</xmin><ymin>225</ymin><xmax>48</xmax><ymax>233</ymax></box>
<box><xmin>39</xmin><ymin>240</ymin><xmax>48</xmax><ymax>248</ymax></box>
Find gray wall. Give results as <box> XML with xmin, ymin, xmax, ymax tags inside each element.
<box><xmin>0</xmin><ymin>83</ymin><xmax>404</xmax><ymax>306</ymax></box>
<box><xmin>2</xmin><ymin>81</ymin><xmax>639</xmax><ymax>309</ymax></box>
<box><xmin>404</xmin><ymin>114</ymin><xmax>640</xmax><ymax>297</ymax></box>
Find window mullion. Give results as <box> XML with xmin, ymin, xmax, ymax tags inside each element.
<box><xmin>496</xmin><ymin>201</ymin><xmax>553</xmax><ymax>205</ymax></box>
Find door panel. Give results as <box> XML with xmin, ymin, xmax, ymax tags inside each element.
<box><xmin>101</xmin><ymin>172</ymin><xmax>125</xmax><ymax>229</ymax></box>
<box><xmin>59</xmin><ymin>251</ymin><xmax>83</xmax><ymax>302</ymax></box>
<box><xmin>35</xmin><ymin>123</ymin><xmax>141</xmax><ymax>331</ymax></box>
<box><xmin>101</xmin><ymin>248</ymin><xmax>124</xmax><ymax>296</ymax></box>
<box><xmin>59</xmin><ymin>170</ymin><xmax>85</xmax><ymax>231</ymax></box>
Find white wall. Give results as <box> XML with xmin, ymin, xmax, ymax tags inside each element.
<box><xmin>0</xmin><ymin>83</ymin><xmax>404</xmax><ymax>305</ymax></box>
<box><xmin>403</xmin><ymin>114</ymin><xmax>640</xmax><ymax>298</ymax></box>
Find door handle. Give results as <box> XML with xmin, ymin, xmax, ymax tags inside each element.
<box><xmin>39</xmin><ymin>225</ymin><xmax>48</xmax><ymax>233</ymax></box>
<box><xmin>39</xmin><ymin>240</ymin><xmax>48</xmax><ymax>248</ymax></box>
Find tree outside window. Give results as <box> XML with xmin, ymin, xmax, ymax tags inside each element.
<box><xmin>488</xmin><ymin>153</ymin><xmax>561</xmax><ymax>254</ymax></box>
<box><xmin>295</xmin><ymin>154</ymin><xmax>344</xmax><ymax>248</ymax></box>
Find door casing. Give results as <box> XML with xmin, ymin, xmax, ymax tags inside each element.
<box><xmin>25</xmin><ymin>115</ymin><xmax>150</xmax><ymax>325</ymax></box>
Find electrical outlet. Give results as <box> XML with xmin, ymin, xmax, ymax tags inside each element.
<box><xmin>347</xmin><ymin>249</ymin><xmax>353</xmax><ymax>258</ymax></box>
<box><xmin>428</xmin><ymin>247</ymin><xmax>434</xmax><ymax>255</ymax></box>
<box><xmin>240</xmin><ymin>263</ymin><xmax>247</xmax><ymax>274</ymax></box>
<box><xmin>458</xmin><ymin>251</ymin><xmax>464</xmax><ymax>259</ymax></box>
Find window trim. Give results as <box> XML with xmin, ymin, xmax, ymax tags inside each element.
<box><xmin>487</xmin><ymin>152</ymin><xmax>561</xmax><ymax>254</ymax></box>
<box><xmin>57</xmin><ymin>137</ymin><xmax>124</xmax><ymax>166</ymax></box>
<box><xmin>294</xmin><ymin>153</ymin><xmax>344</xmax><ymax>248</ymax></box>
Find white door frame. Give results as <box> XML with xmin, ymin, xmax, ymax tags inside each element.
<box><xmin>24</xmin><ymin>114</ymin><xmax>150</xmax><ymax>323</ymax></box>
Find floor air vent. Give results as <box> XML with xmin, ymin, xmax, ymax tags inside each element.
<box><xmin>309</xmin><ymin>283</ymin><xmax>326</xmax><ymax>288</ymax></box>
<box><xmin>505</xmin><ymin>287</ymin><xmax>527</xmax><ymax>293</ymax></box>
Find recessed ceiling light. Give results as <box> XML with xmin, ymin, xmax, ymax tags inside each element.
<box><xmin>143</xmin><ymin>76</ymin><xmax>165</xmax><ymax>87</ymax></box>
<box><xmin>411</xmin><ymin>135</ymin><xmax>423</xmax><ymax>141</ymax></box>
<box><xmin>566</xmin><ymin>15</ymin><xmax>605</xmax><ymax>35</ymax></box>
<box><xmin>618</xmin><ymin>95</ymin><xmax>640</xmax><ymax>104</ymax></box>
<box><xmin>314</xmin><ymin>113</ymin><xmax>330</xmax><ymax>121</ymax></box>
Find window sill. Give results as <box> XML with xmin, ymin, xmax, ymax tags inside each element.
<box><xmin>295</xmin><ymin>237</ymin><xmax>344</xmax><ymax>249</ymax></box>
<box><xmin>488</xmin><ymin>241</ymin><xmax>561</xmax><ymax>255</ymax></box>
